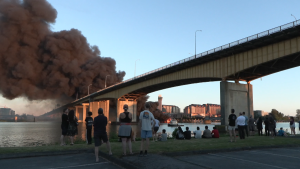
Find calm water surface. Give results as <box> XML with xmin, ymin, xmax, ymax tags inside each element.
<box><xmin>0</xmin><ymin>122</ymin><xmax>297</xmax><ymax>147</ymax></box>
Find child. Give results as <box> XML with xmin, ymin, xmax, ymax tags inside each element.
<box><xmin>161</xmin><ymin>129</ymin><xmax>167</xmax><ymax>141</ymax></box>
<box><xmin>85</xmin><ymin>111</ymin><xmax>93</xmax><ymax>144</ymax></box>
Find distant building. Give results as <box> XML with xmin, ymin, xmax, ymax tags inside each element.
<box><xmin>254</xmin><ymin>110</ymin><xmax>269</xmax><ymax>117</ymax></box>
<box><xmin>162</xmin><ymin>105</ymin><xmax>180</xmax><ymax>114</ymax></box>
<box><xmin>171</xmin><ymin>112</ymin><xmax>190</xmax><ymax>119</ymax></box>
<box><xmin>184</xmin><ymin>104</ymin><xmax>221</xmax><ymax>117</ymax></box>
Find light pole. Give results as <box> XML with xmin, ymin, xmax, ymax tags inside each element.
<box><xmin>88</xmin><ymin>84</ymin><xmax>92</xmax><ymax>95</ymax></box>
<box><xmin>195</xmin><ymin>30</ymin><xmax>202</xmax><ymax>58</ymax></box>
<box><xmin>134</xmin><ymin>59</ymin><xmax>140</xmax><ymax>77</ymax></box>
<box><xmin>291</xmin><ymin>14</ymin><xmax>297</xmax><ymax>21</ymax></box>
<box><xmin>105</xmin><ymin>75</ymin><xmax>110</xmax><ymax>88</ymax></box>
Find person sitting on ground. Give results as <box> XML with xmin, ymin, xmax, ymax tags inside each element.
<box><xmin>176</xmin><ymin>126</ymin><xmax>185</xmax><ymax>139</ymax></box>
<box><xmin>194</xmin><ymin>127</ymin><xmax>202</xmax><ymax>139</ymax></box>
<box><xmin>277</xmin><ymin>127</ymin><xmax>287</xmax><ymax>137</ymax></box>
<box><xmin>183</xmin><ymin>127</ymin><xmax>191</xmax><ymax>140</ymax></box>
<box><xmin>211</xmin><ymin>127</ymin><xmax>220</xmax><ymax>138</ymax></box>
<box><xmin>202</xmin><ymin>126</ymin><xmax>212</xmax><ymax>138</ymax></box>
<box><xmin>161</xmin><ymin>129</ymin><xmax>167</xmax><ymax>141</ymax></box>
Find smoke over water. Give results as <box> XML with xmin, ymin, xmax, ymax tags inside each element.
<box><xmin>0</xmin><ymin>0</ymin><xmax>125</xmax><ymax>104</ymax></box>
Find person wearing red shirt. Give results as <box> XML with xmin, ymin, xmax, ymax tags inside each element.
<box><xmin>211</xmin><ymin>127</ymin><xmax>219</xmax><ymax>138</ymax></box>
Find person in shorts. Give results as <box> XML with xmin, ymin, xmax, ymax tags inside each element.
<box><xmin>228</xmin><ymin>109</ymin><xmax>237</xmax><ymax>142</ymax></box>
<box><xmin>94</xmin><ymin>108</ymin><xmax>112</xmax><ymax>162</ymax></box>
<box><xmin>60</xmin><ymin>108</ymin><xmax>69</xmax><ymax>146</ymax></box>
<box><xmin>152</xmin><ymin>118</ymin><xmax>160</xmax><ymax>141</ymax></box>
<box><xmin>139</xmin><ymin>103</ymin><xmax>155</xmax><ymax>156</ymax></box>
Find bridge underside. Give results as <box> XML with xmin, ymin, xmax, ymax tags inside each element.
<box><xmin>227</xmin><ymin>51</ymin><xmax>300</xmax><ymax>82</ymax></box>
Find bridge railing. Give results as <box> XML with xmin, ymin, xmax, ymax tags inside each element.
<box><xmin>76</xmin><ymin>19</ymin><xmax>300</xmax><ymax>102</ymax></box>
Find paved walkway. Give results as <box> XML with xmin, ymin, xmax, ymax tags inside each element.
<box><xmin>123</xmin><ymin>147</ymin><xmax>300</xmax><ymax>169</ymax></box>
<box><xmin>0</xmin><ymin>153</ymin><xmax>122</xmax><ymax>169</ymax></box>
<box><xmin>2</xmin><ymin>147</ymin><xmax>300</xmax><ymax>169</ymax></box>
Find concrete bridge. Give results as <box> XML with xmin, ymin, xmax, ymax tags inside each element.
<box><xmin>50</xmin><ymin>20</ymin><xmax>300</xmax><ymax>125</ymax></box>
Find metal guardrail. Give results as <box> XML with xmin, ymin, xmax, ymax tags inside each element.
<box><xmin>75</xmin><ymin>20</ymin><xmax>300</xmax><ymax>103</ymax></box>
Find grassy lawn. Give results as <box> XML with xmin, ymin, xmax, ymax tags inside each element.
<box><xmin>1</xmin><ymin>135</ymin><xmax>300</xmax><ymax>158</ymax></box>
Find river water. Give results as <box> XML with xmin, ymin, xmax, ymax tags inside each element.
<box><xmin>0</xmin><ymin>122</ymin><xmax>297</xmax><ymax>147</ymax></box>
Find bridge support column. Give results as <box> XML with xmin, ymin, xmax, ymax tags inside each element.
<box><xmin>220</xmin><ymin>81</ymin><xmax>253</xmax><ymax>125</ymax></box>
<box><xmin>90</xmin><ymin>100</ymin><xmax>110</xmax><ymax>121</ymax></box>
<box><xmin>117</xmin><ymin>99</ymin><xmax>137</xmax><ymax>122</ymax></box>
<box><xmin>75</xmin><ymin>104</ymin><xmax>87</xmax><ymax>122</ymax></box>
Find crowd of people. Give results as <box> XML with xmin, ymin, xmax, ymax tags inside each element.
<box><xmin>60</xmin><ymin>106</ymin><xmax>295</xmax><ymax>162</ymax></box>
<box><xmin>175</xmin><ymin>126</ymin><xmax>219</xmax><ymax>139</ymax></box>
<box><xmin>228</xmin><ymin>108</ymin><xmax>295</xmax><ymax>142</ymax></box>
<box><xmin>60</xmin><ymin>103</ymin><xmax>222</xmax><ymax>162</ymax></box>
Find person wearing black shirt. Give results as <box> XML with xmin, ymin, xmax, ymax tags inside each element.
<box><xmin>94</xmin><ymin>108</ymin><xmax>112</xmax><ymax>162</ymax></box>
<box><xmin>264</xmin><ymin>117</ymin><xmax>270</xmax><ymax>136</ymax></box>
<box><xmin>85</xmin><ymin>111</ymin><xmax>93</xmax><ymax>145</ymax></box>
<box><xmin>228</xmin><ymin>109</ymin><xmax>237</xmax><ymax>142</ymax></box>
<box><xmin>60</xmin><ymin>108</ymin><xmax>69</xmax><ymax>146</ymax></box>
<box><xmin>183</xmin><ymin>127</ymin><xmax>191</xmax><ymax>140</ymax></box>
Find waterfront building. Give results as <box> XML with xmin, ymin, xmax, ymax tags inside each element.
<box><xmin>254</xmin><ymin>110</ymin><xmax>269</xmax><ymax>117</ymax></box>
<box><xmin>162</xmin><ymin>105</ymin><xmax>180</xmax><ymax>114</ymax></box>
<box><xmin>184</xmin><ymin>104</ymin><xmax>221</xmax><ymax>117</ymax></box>
<box><xmin>0</xmin><ymin>108</ymin><xmax>16</xmax><ymax>121</ymax></box>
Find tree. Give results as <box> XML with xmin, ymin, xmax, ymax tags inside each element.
<box><xmin>296</xmin><ymin>109</ymin><xmax>300</xmax><ymax>120</ymax></box>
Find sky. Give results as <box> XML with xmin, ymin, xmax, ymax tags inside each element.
<box><xmin>1</xmin><ymin>0</ymin><xmax>300</xmax><ymax>116</ymax></box>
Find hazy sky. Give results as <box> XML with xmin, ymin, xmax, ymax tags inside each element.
<box><xmin>1</xmin><ymin>0</ymin><xmax>300</xmax><ymax>116</ymax></box>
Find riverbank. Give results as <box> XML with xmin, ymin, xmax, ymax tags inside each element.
<box><xmin>1</xmin><ymin>135</ymin><xmax>300</xmax><ymax>158</ymax></box>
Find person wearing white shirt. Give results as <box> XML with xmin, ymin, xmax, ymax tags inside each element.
<box><xmin>194</xmin><ymin>127</ymin><xmax>202</xmax><ymax>139</ymax></box>
<box><xmin>236</xmin><ymin>113</ymin><xmax>246</xmax><ymax>139</ymax></box>
<box><xmin>139</xmin><ymin>103</ymin><xmax>155</xmax><ymax>157</ymax></box>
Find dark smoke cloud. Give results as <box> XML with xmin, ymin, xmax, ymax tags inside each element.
<box><xmin>0</xmin><ymin>0</ymin><xmax>125</xmax><ymax>101</ymax></box>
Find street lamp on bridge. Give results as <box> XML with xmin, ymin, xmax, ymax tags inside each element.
<box><xmin>195</xmin><ymin>30</ymin><xmax>202</xmax><ymax>58</ymax></box>
<box><xmin>88</xmin><ymin>84</ymin><xmax>92</xmax><ymax>95</ymax></box>
<box><xmin>105</xmin><ymin>75</ymin><xmax>110</xmax><ymax>88</ymax></box>
<box><xmin>291</xmin><ymin>14</ymin><xmax>297</xmax><ymax>21</ymax></box>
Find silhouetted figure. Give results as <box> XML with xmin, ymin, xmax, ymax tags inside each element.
<box><xmin>184</xmin><ymin>127</ymin><xmax>191</xmax><ymax>140</ymax></box>
<box><xmin>256</xmin><ymin>117</ymin><xmax>263</xmax><ymax>136</ymax></box>
<box><xmin>264</xmin><ymin>117</ymin><xmax>269</xmax><ymax>136</ymax></box>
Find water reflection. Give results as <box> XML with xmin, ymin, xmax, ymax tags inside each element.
<box><xmin>0</xmin><ymin>122</ymin><xmax>296</xmax><ymax>147</ymax></box>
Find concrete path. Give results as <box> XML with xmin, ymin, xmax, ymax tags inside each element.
<box><xmin>0</xmin><ymin>153</ymin><xmax>122</xmax><ymax>169</ymax></box>
<box><xmin>2</xmin><ymin>147</ymin><xmax>300</xmax><ymax>169</ymax></box>
<box><xmin>123</xmin><ymin>147</ymin><xmax>300</xmax><ymax>169</ymax></box>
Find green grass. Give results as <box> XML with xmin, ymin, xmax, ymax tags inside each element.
<box><xmin>1</xmin><ymin>135</ymin><xmax>300</xmax><ymax>158</ymax></box>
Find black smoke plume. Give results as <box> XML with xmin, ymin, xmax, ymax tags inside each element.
<box><xmin>0</xmin><ymin>0</ymin><xmax>125</xmax><ymax>102</ymax></box>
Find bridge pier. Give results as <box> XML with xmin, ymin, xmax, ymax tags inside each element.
<box><xmin>75</xmin><ymin>100</ymin><xmax>109</xmax><ymax>122</ymax></box>
<box><xmin>220</xmin><ymin>81</ymin><xmax>253</xmax><ymax>125</ymax></box>
<box><xmin>117</xmin><ymin>99</ymin><xmax>137</xmax><ymax>122</ymax></box>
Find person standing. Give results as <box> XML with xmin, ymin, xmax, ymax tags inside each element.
<box><xmin>268</xmin><ymin>115</ymin><xmax>275</xmax><ymax>138</ymax></box>
<box><xmin>256</xmin><ymin>117</ymin><xmax>263</xmax><ymax>136</ymax></box>
<box><xmin>264</xmin><ymin>117</ymin><xmax>270</xmax><ymax>136</ymax></box>
<box><xmin>242</xmin><ymin>112</ymin><xmax>249</xmax><ymax>137</ymax></box>
<box><xmin>118</xmin><ymin>104</ymin><xmax>133</xmax><ymax>156</ymax></box>
<box><xmin>139</xmin><ymin>103</ymin><xmax>155</xmax><ymax>157</ymax></box>
<box><xmin>153</xmin><ymin>118</ymin><xmax>160</xmax><ymax>141</ymax></box>
<box><xmin>85</xmin><ymin>111</ymin><xmax>93</xmax><ymax>144</ymax></box>
<box><xmin>67</xmin><ymin>110</ymin><xmax>78</xmax><ymax>145</ymax></box>
<box><xmin>290</xmin><ymin>117</ymin><xmax>296</xmax><ymax>136</ymax></box>
<box><xmin>236</xmin><ymin>113</ymin><xmax>246</xmax><ymax>139</ymax></box>
<box><xmin>248</xmin><ymin>115</ymin><xmax>255</xmax><ymax>136</ymax></box>
<box><xmin>94</xmin><ymin>108</ymin><xmax>112</xmax><ymax>162</ymax></box>
<box><xmin>60</xmin><ymin>108</ymin><xmax>69</xmax><ymax>146</ymax></box>
<box><xmin>228</xmin><ymin>109</ymin><xmax>237</xmax><ymax>142</ymax></box>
